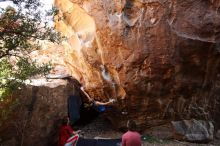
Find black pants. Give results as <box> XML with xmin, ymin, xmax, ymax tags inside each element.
<box><xmin>76</xmin><ymin>138</ymin><xmax>121</xmax><ymax>146</ymax></box>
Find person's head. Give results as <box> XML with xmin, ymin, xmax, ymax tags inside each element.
<box><xmin>127</xmin><ymin>120</ymin><xmax>137</xmax><ymax>131</ymax></box>
<box><xmin>62</xmin><ymin>116</ymin><xmax>70</xmax><ymax>126</ymax></box>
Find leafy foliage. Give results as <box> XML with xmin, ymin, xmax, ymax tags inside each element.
<box><xmin>0</xmin><ymin>0</ymin><xmax>60</xmax><ymax>99</ymax></box>
<box><xmin>0</xmin><ymin>58</ymin><xmax>52</xmax><ymax>98</ymax></box>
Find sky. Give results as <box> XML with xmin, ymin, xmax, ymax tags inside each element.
<box><xmin>0</xmin><ymin>0</ymin><xmax>54</xmax><ymax>11</ymax></box>
<box><xmin>0</xmin><ymin>0</ymin><xmax>15</xmax><ymax>9</ymax></box>
<box><xmin>0</xmin><ymin>0</ymin><xmax>55</xmax><ymax>26</ymax></box>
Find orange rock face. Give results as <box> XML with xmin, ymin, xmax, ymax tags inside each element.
<box><xmin>52</xmin><ymin>0</ymin><xmax>220</xmax><ymax>129</ymax></box>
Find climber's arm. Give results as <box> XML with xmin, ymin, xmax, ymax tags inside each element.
<box><xmin>80</xmin><ymin>87</ymin><xmax>93</xmax><ymax>102</ymax></box>
<box><xmin>95</xmin><ymin>101</ymin><xmax>111</xmax><ymax>106</ymax></box>
<box><xmin>94</xmin><ymin>99</ymin><xmax>116</xmax><ymax>106</ymax></box>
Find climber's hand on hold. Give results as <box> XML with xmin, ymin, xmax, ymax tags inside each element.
<box><xmin>121</xmin><ymin>95</ymin><xmax>126</xmax><ymax>100</ymax></box>
<box><xmin>109</xmin><ymin>98</ymin><xmax>116</xmax><ymax>103</ymax></box>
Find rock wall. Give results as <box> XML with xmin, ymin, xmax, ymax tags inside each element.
<box><xmin>51</xmin><ymin>0</ymin><xmax>220</xmax><ymax>129</ymax></box>
<box><xmin>0</xmin><ymin>78</ymin><xmax>77</xmax><ymax>146</ymax></box>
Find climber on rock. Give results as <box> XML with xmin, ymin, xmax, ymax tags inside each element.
<box><xmin>80</xmin><ymin>86</ymin><xmax>116</xmax><ymax>113</ymax></box>
<box><xmin>58</xmin><ymin>116</ymin><xmax>81</xmax><ymax>146</ymax></box>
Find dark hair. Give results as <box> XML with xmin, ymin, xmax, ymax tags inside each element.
<box><xmin>127</xmin><ymin>120</ymin><xmax>137</xmax><ymax>131</ymax></box>
<box><xmin>62</xmin><ymin>116</ymin><xmax>69</xmax><ymax>125</ymax></box>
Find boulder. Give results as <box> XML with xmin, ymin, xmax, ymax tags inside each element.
<box><xmin>0</xmin><ymin>78</ymin><xmax>79</xmax><ymax>146</ymax></box>
<box><xmin>144</xmin><ymin>124</ymin><xmax>173</xmax><ymax>139</ymax></box>
<box><xmin>171</xmin><ymin>119</ymin><xmax>214</xmax><ymax>142</ymax></box>
<box><xmin>0</xmin><ymin>138</ymin><xmax>16</xmax><ymax>146</ymax></box>
<box><xmin>216</xmin><ymin>130</ymin><xmax>220</xmax><ymax>139</ymax></box>
<box><xmin>33</xmin><ymin>0</ymin><xmax>220</xmax><ymax>129</ymax></box>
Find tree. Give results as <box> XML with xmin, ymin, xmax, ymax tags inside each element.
<box><xmin>0</xmin><ymin>0</ymin><xmax>61</xmax><ymax>128</ymax></box>
<box><xmin>0</xmin><ymin>0</ymin><xmax>60</xmax><ymax>100</ymax></box>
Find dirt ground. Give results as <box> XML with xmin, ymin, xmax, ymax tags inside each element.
<box><xmin>74</xmin><ymin>115</ymin><xmax>220</xmax><ymax>146</ymax></box>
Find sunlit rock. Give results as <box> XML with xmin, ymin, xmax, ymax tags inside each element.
<box><xmin>35</xmin><ymin>0</ymin><xmax>220</xmax><ymax>130</ymax></box>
